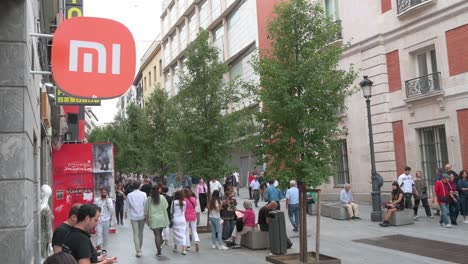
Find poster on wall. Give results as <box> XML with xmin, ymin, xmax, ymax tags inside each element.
<box><xmin>93</xmin><ymin>172</ymin><xmax>115</xmax><ymax>200</ymax></box>
<box><xmin>93</xmin><ymin>144</ymin><xmax>114</xmax><ymax>173</ymax></box>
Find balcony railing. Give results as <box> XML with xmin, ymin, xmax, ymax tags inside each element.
<box><xmin>405</xmin><ymin>72</ymin><xmax>441</xmax><ymax>98</ymax></box>
<box><xmin>397</xmin><ymin>0</ymin><xmax>430</xmax><ymax>15</ymax></box>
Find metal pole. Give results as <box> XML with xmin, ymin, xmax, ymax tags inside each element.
<box><xmin>367</xmin><ymin>98</ymin><xmax>382</xmax><ymax>222</ymax></box>
<box><xmin>315</xmin><ymin>190</ymin><xmax>321</xmax><ymax>262</ymax></box>
<box><xmin>29</xmin><ymin>33</ymin><xmax>54</xmax><ymax>38</ymax></box>
<box><xmin>299</xmin><ymin>185</ymin><xmax>307</xmax><ymax>263</ymax></box>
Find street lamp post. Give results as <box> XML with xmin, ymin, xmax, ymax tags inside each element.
<box><xmin>360</xmin><ymin>76</ymin><xmax>383</xmax><ymax>222</ymax></box>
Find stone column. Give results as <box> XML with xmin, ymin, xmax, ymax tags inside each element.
<box><xmin>0</xmin><ymin>0</ymin><xmax>41</xmax><ymax>263</ymax></box>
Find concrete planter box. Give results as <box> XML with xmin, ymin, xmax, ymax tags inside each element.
<box><xmin>266</xmin><ymin>252</ymin><xmax>341</xmax><ymax>264</ymax></box>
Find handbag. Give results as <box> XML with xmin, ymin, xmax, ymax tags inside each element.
<box><xmin>169</xmin><ymin>201</ymin><xmax>174</xmax><ymax>228</ymax></box>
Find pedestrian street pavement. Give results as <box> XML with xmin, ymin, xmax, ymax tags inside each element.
<box><xmin>97</xmin><ymin>188</ymin><xmax>468</xmax><ymax>264</ymax></box>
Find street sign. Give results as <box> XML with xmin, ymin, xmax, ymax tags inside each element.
<box><xmin>52</xmin><ymin>16</ymin><xmax>136</xmax><ymax>99</ymax></box>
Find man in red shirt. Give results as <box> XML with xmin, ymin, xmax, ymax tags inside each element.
<box><xmin>248</xmin><ymin>174</ymin><xmax>255</xmax><ymax>200</ymax></box>
<box><xmin>433</xmin><ymin>174</ymin><xmax>451</xmax><ymax>227</ymax></box>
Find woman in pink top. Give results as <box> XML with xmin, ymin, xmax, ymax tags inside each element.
<box><xmin>225</xmin><ymin>200</ymin><xmax>256</xmax><ymax>248</ymax></box>
<box><xmin>183</xmin><ymin>188</ymin><xmax>200</xmax><ymax>252</ymax></box>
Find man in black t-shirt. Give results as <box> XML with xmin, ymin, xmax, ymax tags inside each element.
<box><xmin>140</xmin><ymin>178</ymin><xmax>152</xmax><ymax>197</ymax></box>
<box><xmin>257</xmin><ymin>201</ymin><xmax>278</xmax><ymax>231</ymax></box>
<box><xmin>52</xmin><ymin>204</ymin><xmax>81</xmax><ymax>253</ymax></box>
<box><xmin>64</xmin><ymin>204</ymin><xmax>116</xmax><ymax>264</ymax></box>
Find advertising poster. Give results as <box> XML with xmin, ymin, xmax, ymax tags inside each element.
<box><xmin>93</xmin><ymin>144</ymin><xmax>115</xmax><ymax>200</ymax></box>
<box><xmin>52</xmin><ymin>143</ymin><xmax>94</xmax><ymax>229</ymax></box>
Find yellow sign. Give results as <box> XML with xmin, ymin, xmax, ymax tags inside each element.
<box><xmin>56</xmin><ymin>89</ymin><xmax>101</xmax><ymax>106</ymax></box>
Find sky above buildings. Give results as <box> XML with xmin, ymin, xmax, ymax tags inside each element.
<box><xmin>84</xmin><ymin>0</ymin><xmax>161</xmax><ymax>125</ymax></box>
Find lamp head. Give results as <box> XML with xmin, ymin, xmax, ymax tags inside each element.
<box><xmin>360</xmin><ymin>76</ymin><xmax>373</xmax><ymax>99</ymax></box>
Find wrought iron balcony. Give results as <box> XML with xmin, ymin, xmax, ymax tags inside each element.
<box><xmin>397</xmin><ymin>0</ymin><xmax>430</xmax><ymax>15</ymax></box>
<box><xmin>405</xmin><ymin>72</ymin><xmax>441</xmax><ymax>98</ymax></box>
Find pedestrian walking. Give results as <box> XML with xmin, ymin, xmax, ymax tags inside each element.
<box><xmin>115</xmin><ymin>184</ymin><xmax>126</xmax><ymax>225</ymax></box>
<box><xmin>145</xmin><ymin>186</ymin><xmax>169</xmax><ymax>257</ymax></box>
<box><xmin>434</xmin><ymin>174</ymin><xmax>452</xmax><ymax>228</ymax></box>
<box><xmin>197</xmin><ymin>179</ymin><xmax>208</xmax><ymax>213</ymax></box>
<box><xmin>259</xmin><ymin>171</ymin><xmax>266</xmax><ymax>202</ymax></box>
<box><xmin>250</xmin><ymin>175</ymin><xmax>261</xmax><ymax>207</ymax></box>
<box><xmin>248</xmin><ymin>173</ymin><xmax>254</xmax><ymax>200</ymax></box>
<box><xmin>398</xmin><ymin>166</ymin><xmax>418</xmax><ymax>209</ymax></box>
<box><xmin>221</xmin><ymin>187</ymin><xmax>237</xmax><ymax>240</ymax></box>
<box><xmin>184</xmin><ymin>188</ymin><xmax>200</xmax><ymax>253</ymax></box>
<box><xmin>448</xmin><ymin>173</ymin><xmax>460</xmax><ymax>225</ymax></box>
<box><xmin>286</xmin><ymin>180</ymin><xmax>300</xmax><ymax>231</ymax></box>
<box><xmin>160</xmin><ymin>185</ymin><xmax>173</xmax><ymax>245</ymax></box>
<box><xmin>208</xmin><ymin>190</ymin><xmax>229</xmax><ymax>250</ymax></box>
<box><xmin>172</xmin><ymin>190</ymin><xmax>188</xmax><ymax>255</ymax></box>
<box><xmin>457</xmin><ymin>170</ymin><xmax>468</xmax><ymax>223</ymax></box>
<box><xmin>125</xmin><ymin>181</ymin><xmax>147</xmax><ymax>257</ymax></box>
<box><xmin>94</xmin><ymin>188</ymin><xmax>114</xmax><ymax>252</ymax></box>
<box><xmin>413</xmin><ymin>170</ymin><xmax>432</xmax><ymax>218</ymax></box>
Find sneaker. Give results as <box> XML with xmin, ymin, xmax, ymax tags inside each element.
<box><xmin>429</xmin><ymin>215</ymin><xmax>434</xmax><ymax>218</ymax></box>
<box><xmin>223</xmin><ymin>239</ymin><xmax>233</xmax><ymax>243</ymax></box>
<box><xmin>379</xmin><ymin>222</ymin><xmax>390</xmax><ymax>227</ymax></box>
<box><xmin>136</xmin><ymin>251</ymin><xmax>142</xmax><ymax>258</ymax></box>
<box><xmin>156</xmin><ymin>252</ymin><xmax>162</xmax><ymax>257</ymax></box>
<box><xmin>354</xmin><ymin>217</ymin><xmax>361</xmax><ymax>220</ymax></box>
<box><xmin>444</xmin><ymin>224</ymin><xmax>452</xmax><ymax>228</ymax></box>
<box><xmin>463</xmin><ymin>220</ymin><xmax>468</xmax><ymax>224</ymax></box>
<box><xmin>218</xmin><ymin>245</ymin><xmax>229</xmax><ymax>250</ymax></box>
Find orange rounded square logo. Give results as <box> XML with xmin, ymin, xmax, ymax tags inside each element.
<box><xmin>52</xmin><ymin>17</ymin><xmax>136</xmax><ymax>99</ymax></box>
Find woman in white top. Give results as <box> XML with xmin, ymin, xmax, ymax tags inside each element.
<box><xmin>208</xmin><ymin>190</ymin><xmax>228</xmax><ymax>250</ymax></box>
<box><xmin>172</xmin><ymin>190</ymin><xmax>188</xmax><ymax>255</ymax></box>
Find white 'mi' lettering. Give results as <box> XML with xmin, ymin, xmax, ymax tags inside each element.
<box><xmin>68</xmin><ymin>40</ymin><xmax>121</xmax><ymax>74</ymax></box>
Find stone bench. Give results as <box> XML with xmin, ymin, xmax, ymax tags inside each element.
<box><xmin>240</xmin><ymin>230</ymin><xmax>270</xmax><ymax>250</ymax></box>
<box><xmin>321</xmin><ymin>203</ymin><xmax>349</xmax><ymax>220</ymax></box>
<box><xmin>389</xmin><ymin>209</ymin><xmax>414</xmax><ymax>226</ymax></box>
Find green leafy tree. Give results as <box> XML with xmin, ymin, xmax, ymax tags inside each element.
<box><xmin>171</xmin><ymin>29</ymin><xmax>244</xmax><ymax>181</ymax></box>
<box><xmin>252</xmin><ymin>0</ymin><xmax>356</xmax><ymax>188</ymax></box>
<box><xmin>145</xmin><ymin>86</ymin><xmax>172</xmax><ymax>175</ymax></box>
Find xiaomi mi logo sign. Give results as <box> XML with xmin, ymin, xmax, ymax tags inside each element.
<box><xmin>52</xmin><ymin>17</ymin><xmax>135</xmax><ymax>99</ymax></box>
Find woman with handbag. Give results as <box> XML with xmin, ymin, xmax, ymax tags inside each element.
<box><xmin>144</xmin><ymin>186</ymin><xmax>169</xmax><ymax>257</ymax></box>
<box><xmin>208</xmin><ymin>190</ymin><xmax>229</xmax><ymax>250</ymax></box>
<box><xmin>434</xmin><ymin>174</ymin><xmax>452</xmax><ymax>227</ymax></box>
<box><xmin>379</xmin><ymin>181</ymin><xmax>405</xmax><ymax>227</ymax></box>
<box><xmin>172</xmin><ymin>190</ymin><xmax>188</xmax><ymax>255</ymax></box>
<box><xmin>225</xmin><ymin>201</ymin><xmax>256</xmax><ymax>248</ymax></box>
<box><xmin>183</xmin><ymin>188</ymin><xmax>200</xmax><ymax>253</ymax></box>
<box><xmin>221</xmin><ymin>187</ymin><xmax>237</xmax><ymax>240</ymax></box>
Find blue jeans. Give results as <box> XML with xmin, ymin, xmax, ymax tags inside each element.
<box><xmin>439</xmin><ymin>203</ymin><xmax>449</xmax><ymax>225</ymax></box>
<box><xmin>223</xmin><ymin>219</ymin><xmax>234</xmax><ymax>240</ymax></box>
<box><xmin>288</xmin><ymin>204</ymin><xmax>299</xmax><ymax>228</ymax></box>
<box><xmin>210</xmin><ymin>217</ymin><xmax>222</xmax><ymax>245</ymax></box>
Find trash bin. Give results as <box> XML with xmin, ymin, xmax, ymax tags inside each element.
<box><xmin>268</xmin><ymin>211</ymin><xmax>287</xmax><ymax>255</ymax></box>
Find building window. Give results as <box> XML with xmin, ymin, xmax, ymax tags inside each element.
<box><xmin>180</xmin><ymin>23</ymin><xmax>186</xmax><ymax>49</ymax></box>
<box><xmin>334</xmin><ymin>139</ymin><xmax>350</xmax><ymax>186</ymax></box>
<box><xmin>173</xmin><ymin>65</ymin><xmax>179</xmax><ymax>95</ymax></box>
<box><xmin>144</xmin><ymin>77</ymin><xmax>147</xmax><ymax>91</ymax></box>
<box><xmin>211</xmin><ymin>0</ymin><xmax>222</xmax><ymax>20</ymax></box>
<box><xmin>148</xmin><ymin>72</ymin><xmax>152</xmax><ymax>89</ymax></box>
<box><xmin>154</xmin><ymin>66</ymin><xmax>157</xmax><ymax>82</ymax></box>
<box><xmin>188</xmin><ymin>12</ymin><xmax>197</xmax><ymax>42</ymax></box>
<box><xmin>324</xmin><ymin>0</ymin><xmax>340</xmax><ymax>21</ymax></box>
<box><xmin>419</xmin><ymin>125</ymin><xmax>449</xmax><ymax>193</ymax></box>
<box><xmin>406</xmin><ymin>48</ymin><xmax>441</xmax><ymax>98</ymax></box>
<box><xmin>213</xmin><ymin>24</ymin><xmax>224</xmax><ymax>61</ymax></box>
<box><xmin>159</xmin><ymin>60</ymin><xmax>163</xmax><ymax>76</ymax></box>
<box><xmin>200</xmin><ymin>1</ymin><xmax>209</xmax><ymax>29</ymax></box>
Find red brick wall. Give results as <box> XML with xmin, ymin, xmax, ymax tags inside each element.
<box><xmin>381</xmin><ymin>0</ymin><xmax>392</xmax><ymax>13</ymax></box>
<box><xmin>256</xmin><ymin>0</ymin><xmax>282</xmax><ymax>56</ymax></box>
<box><xmin>392</xmin><ymin>120</ymin><xmax>407</xmax><ymax>177</ymax></box>
<box><xmin>386</xmin><ymin>50</ymin><xmax>402</xmax><ymax>92</ymax></box>
<box><xmin>457</xmin><ymin>109</ymin><xmax>468</xmax><ymax>169</ymax></box>
<box><xmin>446</xmin><ymin>24</ymin><xmax>468</xmax><ymax>76</ymax></box>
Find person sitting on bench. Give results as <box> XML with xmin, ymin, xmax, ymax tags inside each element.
<box><xmin>340</xmin><ymin>184</ymin><xmax>360</xmax><ymax>220</ymax></box>
<box><xmin>380</xmin><ymin>181</ymin><xmax>405</xmax><ymax>227</ymax></box>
